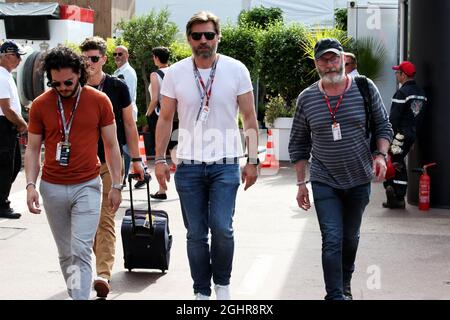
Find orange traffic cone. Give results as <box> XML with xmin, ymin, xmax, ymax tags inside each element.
<box><xmin>261</xmin><ymin>129</ymin><xmax>279</xmax><ymax>168</ymax></box>
<box><xmin>138</xmin><ymin>135</ymin><xmax>148</xmax><ymax>169</ymax></box>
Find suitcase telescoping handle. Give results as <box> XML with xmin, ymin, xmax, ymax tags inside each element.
<box><xmin>128</xmin><ymin>173</ymin><xmax>154</xmax><ymax>234</ymax></box>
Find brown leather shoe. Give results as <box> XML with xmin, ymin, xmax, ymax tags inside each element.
<box><xmin>93</xmin><ymin>277</ymin><xmax>110</xmax><ymax>298</ymax></box>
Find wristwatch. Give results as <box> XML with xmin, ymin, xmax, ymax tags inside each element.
<box><xmin>111</xmin><ymin>183</ymin><xmax>124</xmax><ymax>191</ymax></box>
<box><xmin>373</xmin><ymin>150</ymin><xmax>387</xmax><ymax>162</ymax></box>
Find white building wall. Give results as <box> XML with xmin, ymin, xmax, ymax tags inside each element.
<box><xmin>0</xmin><ymin>19</ymin><xmax>93</xmax><ymax>51</ymax></box>
<box><xmin>348</xmin><ymin>2</ymin><xmax>398</xmax><ymax>112</ymax></box>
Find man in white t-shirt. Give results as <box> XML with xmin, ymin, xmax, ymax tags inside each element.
<box><xmin>0</xmin><ymin>41</ymin><xmax>28</xmax><ymax>219</ymax></box>
<box><xmin>155</xmin><ymin>11</ymin><xmax>259</xmax><ymax>300</ymax></box>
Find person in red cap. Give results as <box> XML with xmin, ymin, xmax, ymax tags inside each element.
<box><xmin>383</xmin><ymin>61</ymin><xmax>427</xmax><ymax>209</ymax></box>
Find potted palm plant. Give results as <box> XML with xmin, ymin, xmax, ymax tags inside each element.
<box><xmin>264</xmin><ymin>95</ymin><xmax>295</xmax><ymax>161</ymax></box>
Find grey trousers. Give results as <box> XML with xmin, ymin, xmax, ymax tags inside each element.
<box><xmin>40</xmin><ymin>177</ymin><xmax>101</xmax><ymax>300</ymax></box>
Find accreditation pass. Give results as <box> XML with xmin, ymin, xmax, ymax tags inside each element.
<box><xmin>332</xmin><ymin>122</ymin><xmax>342</xmax><ymax>141</ymax></box>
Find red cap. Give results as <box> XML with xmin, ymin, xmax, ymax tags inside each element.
<box><xmin>392</xmin><ymin>61</ymin><xmax>416</xmax><ymax>77</ymax></box>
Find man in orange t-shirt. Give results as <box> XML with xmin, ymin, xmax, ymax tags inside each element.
<box><xmin>24</xmin><ymin>46</ymin><xmax>123</xmax><ymax>300</ymax></box>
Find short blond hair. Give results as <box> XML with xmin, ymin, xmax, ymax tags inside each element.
<box><xmin>186</xmin><ymin>11</ymin><xmax>221</xmax><ymax>38</ymax></box>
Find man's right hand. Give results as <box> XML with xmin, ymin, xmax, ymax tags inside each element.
<box><xmin>27</xmin><ymin>188</ymin><xmax>41</xmax><ymax>214</ymax></box>
<box><xmin>155</xmin><ymin>162</ymin><xmax>170</xmax><ymax>191</ymax></box>
<box><xmin>296</xmin><ymin>184</ymin><xmax>311</xmax><ymax>211</ymax></box>
<box><xmin>17</xmin><ymin>122</ymin><xmax>28</xmax><ymax>134</ymax></box>
<box><xmin>131</xmin><ymin>161</ymin><xmax>145</xmax><ymax>180</ymax></box>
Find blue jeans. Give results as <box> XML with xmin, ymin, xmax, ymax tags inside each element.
<box><xmin>175</xmin><ymin>162</ymin><xmax>240</xmax><ymax>296</ymax></box>
<box><xmin>312</xmin><ymin>181</ymin><xmax>371</xmax><ymax>300</ymax></box>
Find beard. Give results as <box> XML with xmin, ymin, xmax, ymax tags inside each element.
<box><xmin>57</xmin><ymin>83</ymin><xmax>80</xmax><ymax>99</ymax></box>
<box><xmin>318</xmin><ymin>65</ymin><xmax>346</xmax><ymax>84</ymax></box>
<box><xmin>193</xmin><ymin>43</ymin><xmax>216</xmax><ymax>59</ymax></box>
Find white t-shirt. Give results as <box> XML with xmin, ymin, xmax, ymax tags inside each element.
<box><xmin>161</xmin><ymin>55</ymin><xmax>253</xmax><ymax>162</ymax></box>
<box><xmin>113</xmin><ymin>62</ymin><xmax>138</xmax><ymax>121</ymax></box>
<box><xmin>0</xmin><ymin>66</ymin><xmax>21</xmax><ymax>117</ymax></box>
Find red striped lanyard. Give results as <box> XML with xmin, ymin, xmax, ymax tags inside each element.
<box><xmin>193</xmin><ymin>55</ymin><xmax>219</xmax><ymax>108</ymax></box>
<box><xmin>323</xmin><ymin>76</ymin><xmax>348</xmax><ymax>124</ymax></box>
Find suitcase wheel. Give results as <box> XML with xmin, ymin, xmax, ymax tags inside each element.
<box><xmin>128</xmin><ymin>268</ymin><xmax>133</xmax><ymax>272</ymax></box>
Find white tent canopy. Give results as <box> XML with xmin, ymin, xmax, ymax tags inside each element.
<box><xmin>135</xmin><ymin>0</ymin><xmax>336</xmax><ymax>33</ymax></box>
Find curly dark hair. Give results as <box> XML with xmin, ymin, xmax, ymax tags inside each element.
<box><xmin>43</xmin><ymin>45</ymin><xmax>88</xmax><ymax>86</ymax></box>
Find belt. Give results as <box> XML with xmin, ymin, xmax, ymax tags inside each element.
<box><xmin>179</xmin><ymin>157</ymin><xmax>240</xmax><ymax>165</ymax></box>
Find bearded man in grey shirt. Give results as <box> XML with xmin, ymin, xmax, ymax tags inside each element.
<box><xmin>289</xmin><ymin>38</ymin><xmax>393</xmax><ymax>300</ymax></box>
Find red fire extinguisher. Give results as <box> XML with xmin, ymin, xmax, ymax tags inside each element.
<box><xmin>417</xmin><ymin>163</ymin><xmax>437</xmax><ymax>211</ymax></box>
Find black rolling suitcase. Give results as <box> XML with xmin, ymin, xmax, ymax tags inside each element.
<box><xmin>121</xmin><ymin>173</ymin><xmax>172</xmax><ymax>272</ymax></box>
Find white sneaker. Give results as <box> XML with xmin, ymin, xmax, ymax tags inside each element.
<box><xmin>194</xmin><ymin>293</ymin><xmax>210</xmax><ymax>300</ymax></box>
<box><xmin>214</xmin><ymin>284</ymin><xmax>231</xmax><ymax>300</ymax></box>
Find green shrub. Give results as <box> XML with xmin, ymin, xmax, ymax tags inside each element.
<box><xmin>238</xmin><ymin>6</ymin><xmax>283</xmax><ymax>29</ymax></box>
<box><xmin>264</xmin><ymin>95</ymin><xmax>295</xmax><ymax>127</ymax></box>
<box><xmin>334</xmin><ymin>8</ymin><xmax>348</xmax><ymax>31</ymax></box>
<box><xmin>116</xmin><ymin>8</ymin><xmax>178</xmax><ymax>117</ymax></box>
<box><xmin>259</xmin><ymin>22</ymin><xmax>310</xmax><ymax>105</ymax></box>
<box><xmin>218</xmin><ymin>25</ymin><xmax>261</xmax><ymax>79</ymax></box>
<box><xmin>169</xmin><ymin>41</ymin><xmax>191</xmax><ymax>64</ymax></box>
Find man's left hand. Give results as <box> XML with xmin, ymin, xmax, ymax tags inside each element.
<box><xmin>241</xmin><ymin>163</ymin><xmax>258</xmax><ymax>191</ymax></box>
<box><xmin>108</xmin><ymin>188</ymin><xmax>122</xmax><ymax>212</ymax></box>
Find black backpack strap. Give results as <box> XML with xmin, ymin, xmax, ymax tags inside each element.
<box><xmin>155</xmin><ymin>69</ymin><xmax>165</xmax><ymax>79</ymax></box>
<box><xmin>355</xmin><ymin>75</ymin><xmax>372</xmax><ymax>138</ymax></box>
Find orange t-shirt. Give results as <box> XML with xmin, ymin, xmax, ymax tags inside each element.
<box><xmin>28</xmin><ymin>86</ymin><xmax>115</xmax><ymax>185</ymax></box>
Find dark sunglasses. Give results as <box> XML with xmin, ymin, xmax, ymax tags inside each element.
<box><xmin>190</xmin><ymin>32</ymin><xmax>216</xmax><ymax>41</ymax></box>
<box><xmin>113</xmin><ymin>52</ymin><xmax>123</xmax><ymax>57</ymax></box>
<box><xmin>85</xmin><ymin>55</ymin><xmax>101</xmax><ymax>63</ymax></box>
<box><xmin>48</xmin><ymin>80</ymin><xmax>74</xmax><ymax>88</ymax></box>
